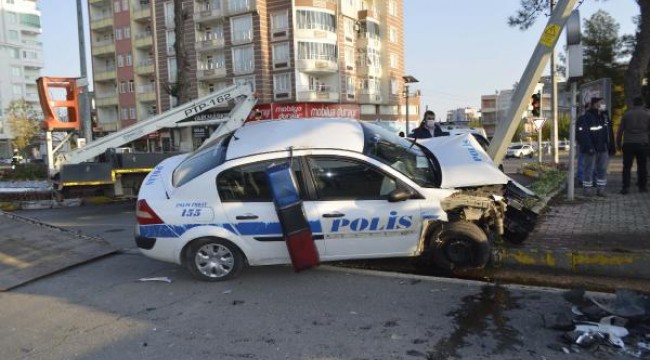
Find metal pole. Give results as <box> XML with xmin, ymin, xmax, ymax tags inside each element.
<box><xmin>487</xmin><ymin>0</ymin><xmax>577</xmax><ymax>165</ymax></box>
<box><xmin>568</xmin><ymin>81</ymin><xmax>577</xmax><ymax>200</ymax></box>
<box><xmin>538</xmin><ymin>127</ymin><xmax>543</xmax><ymax>163</ymax></box>
<box><xmin>405</xmin><ymin>86</ymin><xmax>410</xmax><ymax>135</ymax></box>
<box><xmin>46</xmin><ymin>131</ymin><xmax>55</xmax><ymax>176</ymax></box>
<box><xmin>551</xmin><ymin>0</ymin><xmax>559</xmax><ymax>164</ymax></box>
<box><xmin>77</xmin><ymin>0</ymin><xmax>92</xmax><ymax>144</ymax></box>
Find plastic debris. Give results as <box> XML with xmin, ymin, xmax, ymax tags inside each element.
<box><xmin>138</xmin><ymin>277</ymin><xmax>172</xmax><ymax>283</ymax></box>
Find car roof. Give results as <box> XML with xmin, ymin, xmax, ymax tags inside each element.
<box><xmin>225</xmin><ymin>118</ymin><xmax>366</xmax><ymax>160</ymax></box>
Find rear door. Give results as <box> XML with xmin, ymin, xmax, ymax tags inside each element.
<box><xmin>306</xmin><ymin>156</ymin><xmax>423</xmax><ymax>260</ymax></box>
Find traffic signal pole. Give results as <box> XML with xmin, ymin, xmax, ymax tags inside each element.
<box><xmin>488</xmin><ymin>0</ymin><xmax>578</xmax><ymax>165</ymax></box>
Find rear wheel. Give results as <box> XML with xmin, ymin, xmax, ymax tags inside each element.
<box><xmin>185</xmin><ymin>238</ymin><xmax>245</xmax><ymax>281</ymax></box>
<box><xmin>432</xmin><ymin>221</ymin><xmax>490</xmax><ymax>271</ymax></box>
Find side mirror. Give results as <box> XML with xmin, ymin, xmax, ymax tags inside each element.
<box><xmin>388</xmin><ymin>188</ymin><xmax>411</xmax><ymax>202</ymax></box>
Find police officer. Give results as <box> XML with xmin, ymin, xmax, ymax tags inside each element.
<box><xmin>616</xmin><ymin>97</ymin><xmax>650</xmax><ymax>194</ymax></box>
<box><xmin>576</xmin><ymin>97</ymin><xmax>615</xmax><ymax>197</ymax></box>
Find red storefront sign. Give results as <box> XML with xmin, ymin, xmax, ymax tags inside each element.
<box><xmin>247</xmin><ymin>103</ymin><xmax>360</xmax><ymax>121</ymax></box>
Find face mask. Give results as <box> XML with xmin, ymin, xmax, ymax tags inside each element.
<box><xmin>599</xmin><ymin>104</ymin><xmax>607</xmax><ymax>112</ymax></box>
<box><xmin>426</xmin><ymin>120</ymin><xmax>436</xmax><ymax>128</ymax></box>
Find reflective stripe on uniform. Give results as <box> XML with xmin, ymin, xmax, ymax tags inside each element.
<box><xmin>589</xmin><ymin>126</ymin><xmax>603</xmax><ymax>131</ymax></box>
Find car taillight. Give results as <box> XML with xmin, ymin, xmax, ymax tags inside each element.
<box><xmin>136</xmin><ymin>199</ymin><xmax>164</xmax><ymax>225</ymax></box>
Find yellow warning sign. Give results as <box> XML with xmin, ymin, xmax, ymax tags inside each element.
<box><xmin>540</xmin><ymin>24</ymin><xmax>561</xmax><ymax>47</ymax></box>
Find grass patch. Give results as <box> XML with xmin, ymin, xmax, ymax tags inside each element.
<box><xmin>523</xmin><ymin>162</ymin><xmax>567</xmax><ymax>199</ymax></box>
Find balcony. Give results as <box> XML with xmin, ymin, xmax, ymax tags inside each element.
<box><xmin>94</xmin><ymin>68</ymin><xmax>116</xmax><ymax>81</ymax></box>
<box><xmin>358</xmin><ymin>91</ymin><xmax>382</xmax><ymax>104</ymax></box>
<box><xmin>197</xmin><ymin>65</ymin><xmax>226</xmax><ymax>80</ymax></box>
<box><xmin>357</xmin><ymin>33</ymin><xmax>381</xmax><ymax>50</ymax></box>
<box><xmin>358</xmin><ymin>8</ymin><xmax>380</xmax><ymax>21</ymax></box>
<box><xmin>134</xmin><ymin>32</ymin><xmax>153</xmax><ymax>48</ymax></box>
<box><xmin>90</xmin><ymin>15</ymin><xmax>113</xmax><ymax>30</ymax></box>
<box><xmin>194</xmin><ymin>3</ymin><xmax>223</xmax><ymax>22</ymax></box>
<box><xmin>297</xmin><ymin>56</ymin><xmax>338</xmax><ymax>74</ymax></box>
<box><xmin>135</xmin><ymin>59</ymin><xmax>154</xmax><ymax>75</ymax></box>
<box><xmin>92</xmin><ymin>40</ymin><xmax>115</xmax><ymax>56</ymax></box>
<box><xmin>195</xmin><ymin>35</ymin><xmax>225</xmax><ymax>51</ymax></box>
<box><xmin>356</xmin><ymin>62</ymin><xmax>382</xmax><ymax>78</ymax></box>
<box><xmin>137</xmin><ymin>85</ymin><xmax>156</xmax><ymax>102</ymax></box>
<box><xmin>295</xmin><ymin>27</ymin><xmax>337</xmax><ymax>43</ymax></box>
<box><xmin>296</xmin><ymin>85</ymin><xmax>339</xmax><ymax>103</ymax></box>
<box><xmin>89</xmin><ymin>0</ymin><xmax>109</xmax><ymax>4</ymax></box>
<box><xmin>95</xmin><ymin>93</ymin><xmax>118</xmax><ymax>107</ymax></box>
<box><xmin>132</xmin><ymin>4</ymin><xmax>151</xmax><ymax>21</ymax></box>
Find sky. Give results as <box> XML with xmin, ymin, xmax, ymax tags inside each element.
<box><xmin>39</xmin><ymin>0</ymin><xmax>640</xmax><ymax>116</ymax></box>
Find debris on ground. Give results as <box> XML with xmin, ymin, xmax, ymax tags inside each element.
<box><xmin>544</xmin><ymin>288</ymin><xmax>650</xmax><ymax>358</ymax></box>
<box><xmin>138</xmin><ymin>277</ymin><xmax>172</xmax><ymax>283</ymax></box>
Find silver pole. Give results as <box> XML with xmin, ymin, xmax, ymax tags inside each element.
<box><xmin>551</xmin><ymin>1</ymin><xmax>559</xmax><ymax>164</ymax></box>
<box><xmin>77</xmin><ymin>0</ymin><xmax>92</xmax><ymax>144</ymax></box>
<box><xmin>568</xmin><ymin>81</ymin><xmax>577</xmax><ymax>200</ymax></box>
<box><xmin>405</xmin><ymin>86</ymin><xmax>410</xmax><ymax>135</ymax></box>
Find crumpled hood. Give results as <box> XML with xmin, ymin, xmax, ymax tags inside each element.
<box><xmin>417</xmin><ymin>134</ymin><xmax>511</xmax><ymax>188</ymax></box>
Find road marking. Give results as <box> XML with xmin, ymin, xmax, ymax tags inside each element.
<box><xmin>0</xmin><ymin>252</ymin><xmax>31</xmax><ymax>269</ymax></box>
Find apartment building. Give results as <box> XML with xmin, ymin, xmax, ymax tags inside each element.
<box><xmin>88</xmin><ymin>0</ymin><xmax>414</xmax><ymax>151</ymax></box>
<box><xmin>0</xmin><ymin>0</ymin><xmax>43</xmax><ymax>157</ymax></box>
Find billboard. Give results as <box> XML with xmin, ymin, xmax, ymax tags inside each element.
<box><xmin>247</xmin><ymin>103</ymin><xmax>361</xmax><ymax>121</ymax></box>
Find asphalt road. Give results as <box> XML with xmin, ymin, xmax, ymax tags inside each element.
<box><xmin>0</xmin><ymin>202</ymin><xmax>615</xmax><ymax>360</ymax></box>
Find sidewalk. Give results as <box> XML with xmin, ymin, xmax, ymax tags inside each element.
<box><xmin>495</xmin><ymin>157</ymin><xmax>650</xmax><ymax>280</ymax></box>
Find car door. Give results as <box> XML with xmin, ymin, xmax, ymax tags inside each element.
<box><xmin>306</xmin><ymin>156</ymin><xmax>423</xmax><ymax>260</ymax></box>
<box><xmin>217</xmin><ymin>159</ymin><xmax>324</xmax><ymax>263</ymax></box>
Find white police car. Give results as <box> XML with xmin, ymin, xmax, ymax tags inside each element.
<box><xmin>135</xmin><ymin>118</ymin><xmax>537</xmax><ymax>281</ymax></box>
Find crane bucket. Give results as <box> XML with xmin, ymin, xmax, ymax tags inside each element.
<box><xmin>37</xmin><ymin>77</ymin><xmax>81</xmax><ymax>131</ymax></box>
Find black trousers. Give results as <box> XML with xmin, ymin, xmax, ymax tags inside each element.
<box><xmin>622</xmin><ymin>143</ymin><xmax>648</xmax><ymax>190</ymax></box>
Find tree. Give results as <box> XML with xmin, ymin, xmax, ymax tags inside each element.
<box><xmin>162</xmin><ymin>0</ymin><xmax>191</xmax><ymax>106</ymax></box>
<box><xmin>6</xmin><ymin>100</ymin><xmax>41</xmax><ymax>155</ymax></box>
<box><xmin>508</xmin><ymin>0</ymin><xmax>650</xmax><ymax>107</ymax></box>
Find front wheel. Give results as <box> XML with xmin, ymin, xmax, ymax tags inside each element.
<box><xmin>432</xmin><ymin>221</ymin><xmax>490</xmax><ymax>271</ymax></box>
<box><xmin>185</xmin><ymin>238</ymin><xmax>245</xmax><ymax>281</ymax></box>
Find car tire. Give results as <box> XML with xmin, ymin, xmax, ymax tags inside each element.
<box><xmin>431</xmin><ymin>221</ymin><xmax>490</xmax><ymax>271</ymax></box>
<box><xmin>185</xmin><ymin>238</ymin><xmax>245</xmax><ymax>282</ymax></box>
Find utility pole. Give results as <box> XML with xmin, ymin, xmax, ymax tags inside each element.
<box><xmin>77</xmin><ymin>0</ymin><xmax>92</xmax><ymax>144</ymax></box>
<box><xmin>550</xmin><ymin>0</ymin><xmax>559</xmax><ymax>164</ymax></box>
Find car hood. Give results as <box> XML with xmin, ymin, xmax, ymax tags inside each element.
<box><xmin>416</xmin><ymin>134</ymin><xmax>511</xmax><ymax>188</ymax></box>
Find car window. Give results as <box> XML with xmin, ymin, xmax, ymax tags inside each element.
<box><xmin>359</xmin><ymin>122</ymin><xmax>439</xmax><ymax>187</ymax></box>
<box><xmin>308</xmin><ymin>157</ymin><xmax>398</xmax><ymax>201</ymax></box>
<box><xmin>173</xmin><ymin>134</ymin><xmax>232</xmax><ymax>187</ymax></box>
<box><xmin>217</xmin><ymin>160</ymin><xmax>303</xmax><ymax>202</ymax></box>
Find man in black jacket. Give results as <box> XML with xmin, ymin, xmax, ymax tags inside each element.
<box><xmin>616</xmin><ymin>97</ymin><xmax>650</xmax><ymax>194</ymax></box>
<box><xmin>576</xmin><ymin>97</ymin><xmax>616</xmax><ymax>196</ymax></box>
<box><xmin>409</xmin><ymin>110</ymin><xmax>448</xmax><ymax>138</ymax></box>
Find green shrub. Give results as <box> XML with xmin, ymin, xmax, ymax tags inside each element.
<box><xmin>0</xmin><ymin>163</ymin><xmax>49</xmax><ymax>180</ymax></box>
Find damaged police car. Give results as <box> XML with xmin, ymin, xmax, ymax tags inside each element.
<box><xmin>135</xmin><ymin>118</ymin><xmax>537</xmax><ymax>281</ymax></box>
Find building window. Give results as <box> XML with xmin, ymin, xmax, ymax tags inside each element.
<box><xmin>272</xmin><ymin>42</ymin><xmax>290</xmax><ymax>67</ymax></box>
<box><xmin>22</xmin><ymin>50</ymin><xmax>38</xmax><ymax>60</ymax></box>
<box><xmin>360</xmin><ymin>77</ymin><xmax>380</xmax><ymax>93</ymax></box>
<box><xmin>232</xmin><ymin>45</ymin><xmax>254</xmax><ymax>74</ymax></box>
<box><xmin>121</xmin><ymin>107</ymin><xmax>128</xmax><ymax>120</ymax></box>
<box><xmin>390</xmin><ymin>53</ymin><xmax>398</xmax><ymax>68</ymax></box>
<box><xmin>233</xmin><ymin>76</ymin><xmax>255</xmax><ymax>92</ymax></box>
<box><xmin>12</xmin><ymin>84</ymin><xmax>22</xmax><ymax>96</ymax></box>
<box><xmin>121</xmin><ymin>0</ymin><xmax>128</xmax><ymax>11</ymax></box>
<box><xmin>11</xmin><ymin>66</ymin><xmax>21</xmax><ymax>77</ymax></box>
<box><xmin>231</xmin><ymin>15</ymin><xmax>253</xmax><ymax>44</ymax></box>
<box><xmin>126</xmin><ymin>52</ymin><xmax>133</xmax><ymax>66</ymax></box>
<box><xmin>228</xmin><ymin>0</ymin><xmax>250</xmax><ymax>14</ymax></box>
<box><xmin>344</xmin><ymin>47</ymin><xmax>354</xmax><ymax>69</ymax></box>
<box><xmin>7</xmin><ymin>30</ymin><xmax>18</xmax><ymax>42</ymax></box>
<box><xmin>346</xmin><ymin>76</ymin><xmax>355</xmax><ymax>95</ymax></box>
<box><xmin>389</xmin><ymin>26</ymin><xmax>398</xmax><ymax>43</ymax></box>
<box><xmin>297</xmin><ymin>42</ymin><xmax>336</xmax><ymax>62</ymax></box>
<box><xmin>129</xmin><ymin>107</ymin><xmax>136</xmax><ymax>119</ymax></box>
<box><xmin>128</xmin><ymin>80</ymin><xmax>135</xmax><ymax>92</ymax></box>
<box><xmin>390</xmin><ymin>79</ymin><xmax>400</xmax><ymax>95</ymax></box>
<box><xmin>270</xmin><ymin>10</ymin><xmax>288</xmax><ymax>37</ymax></box>
<box><xmin>343</xmin><ymin>18</ymin><xmax>355</xmax><ymax>42</ymax></box>
<box><xmin>166</xmin><ymin>30</ymin><xmax>176</xmax><ymax>54</ymax></box>
<box><xmin>117</xmin><ymin>54</ymin><xmax>124</xmax><ymax>67</ymax></box>
<box><xmin>296</xmin><ymin>10</ymin><xmax>336</xmax><ymax>31</ymax></box>
<box><xmin>115</xmin><ymin>28</ymin><xmax>122</xmax><ymax>40</ymax></box>
<box><xmin>114</xmin><ymin>1</ymin><xmax>121</xmax><ymax>13</ymax></box>
<box><xmin>9</xmin><ymin>48</ymin><xmax>19</xmax><ymax>59</ymax></box>
<box><xmin>119</xmin><ymin>81</ymin><xmax>127</xmax><ymax>93</ymax></box>
<box><xmin>124</xmin><ymin>27</ymin><xmax>130</xmax><ymax>38</ymax></box>
<box><xmin>7</xmin><ymin>0</ymin><xmax>15</xmax><ymax>4</ymax></box>
<box><xmin>19</xmin><ymin>13</ymin><xmax>40</xmax><ymax>28</ymax></box>
<box><xmin>388</xmin><ymin>0</ymin><xmax>397</xmax><ymax>16</ymax></box>
<box><xmin>6</xmin><ymin>12</ymin><xmax>17</xmax><ymax>24</ymax></box>
<box><xmin>168</xmin><ymin>57</ymin><xmax>177</xmax><ymax>82</ymax></box>
<box><xmin>273</xmin><ymin>73</ymin><xmax>291</xmax><ymax>99</ymax></box>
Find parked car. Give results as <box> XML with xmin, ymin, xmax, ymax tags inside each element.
<box><xmin>558</xmin><ymin>141</ymin><xmax>570</xmax><ymax>151</ymax></box>
<box><xmin>506</xmin><ymin>144</ymin><xmax>535</xmax><ymax>158</ymax></box>
<box><xmin>135</xmin><ymin>118</ymin><xmax>537</xmax><ymax>281</ymax></box>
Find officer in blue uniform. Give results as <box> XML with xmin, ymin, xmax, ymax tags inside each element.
<box><xmin>576</xmin><ymin>97</ymin><xmax>615</xmax><ymax>196</ymax></box>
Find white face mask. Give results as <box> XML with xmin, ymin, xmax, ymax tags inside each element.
<box><xmin>426</xmin><ymin>120</ymin><xmax>436</xmax><ymax>128</ymax></box>
<box><xmin>599</xmin><ymin>104</ymin><xmax>607</xmax><ymax>112</ymax></box>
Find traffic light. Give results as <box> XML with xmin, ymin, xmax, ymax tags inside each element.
<box><xmin>531</xmin><ymin>92</ymin><xmax>541</xmax><ymax>117</ymax></box>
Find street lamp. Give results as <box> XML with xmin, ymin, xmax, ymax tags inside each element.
<box><xmin>403</xmin><ymin>75</ymin><xmax>419</xmax><ymax>135</ymax></box>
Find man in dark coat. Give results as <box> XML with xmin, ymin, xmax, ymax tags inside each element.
<box><xmin>409</xmin><ymin>110</ymin><xmax>448</xmax><ymax>138</ymax></box>
<box><xmin>576</xmin><ymin>97</ymin><xmax>615</xmax><ymax>196</ymax></box>
<box><xmin>616</xmin><ymin>97</ymin><xmax>650</xmax><ymax>194</ymax></box>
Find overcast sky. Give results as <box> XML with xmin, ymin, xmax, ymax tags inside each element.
<box><xmin>40</xmin><ymin>0</ymin><xmax>640</xmax><ymax>115</ymax></box>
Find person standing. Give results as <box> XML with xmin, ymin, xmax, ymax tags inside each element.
<box><xmin>576</xmin><ymin>97</ymin><xmax>615</xmax><ymax>196</ymax></box>
<box><xmin>616</xmin><ymin>97</ymin><xmax>650</xmax><ymax>194</ymax></box>
<box><xmin>409</xmin><ymin>110</ymin><xmax>448</xmax><ymax>138</ymax></box>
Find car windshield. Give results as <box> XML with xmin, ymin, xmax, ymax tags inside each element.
<box><xmin>172</xmin><ymin>133</ymin><xmax>233</xmax><ymax>187</ymax></box>
<box><xmin>360</xmin><ymin>122</ymin><xmax>440</xmax><ymax>187</ymax></box>
<box><xmin>509</xmin><ymin>145</ymin><xmax>523</xmax><ymax>149</ymax></box>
